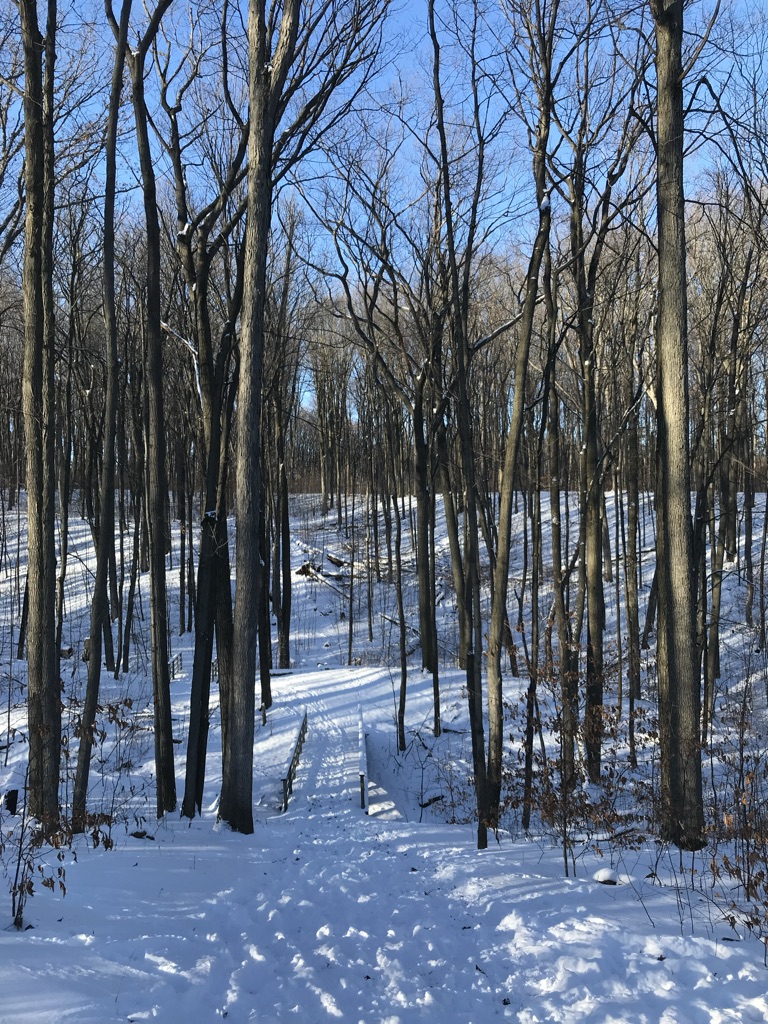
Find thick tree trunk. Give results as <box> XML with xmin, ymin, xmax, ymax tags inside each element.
<box><xmin>20</xmin><ymin>0</ymin><xmax>60</xmax><ymax>835</ymax></box>
<box><xmin>221</xmin><ymin>0</ymin><xmax>300</xmax><ymax>833</ymax></box>
<box><xmin>650</xmin><ymin>0</ymin><xmax>704</xmax><ymax>850</ymax></box>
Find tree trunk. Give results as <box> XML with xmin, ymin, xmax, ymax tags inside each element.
<box><xmin>544</xmin><ymin>252</ymin><xmax>578</xmax><ymax>799</ymax></box>
<box><xmin>413</xmin><ymin>384</ymin><xmax>435</xmax><ymax>672</ymax></box>
<box><xmin>394</xmin><ymin>484</ymin><xmax>407</xmax><ymax>752</ymax></box>
<box><xmin>650</xmin><ymin>0</ymin><xmax>704</xmax><ymax>850</ymax></box>
<box><xmin>125</xmin><ymin>6</ymin><xmax>178</xmax><ymax>818</ymax></box>
<box><xmin>181</xmin><ymin>310</ymin><xmax>237</xmax><ymax>817</ymax></box>
<box><xmin>258</xmin><ymin>475</ymin><xmax>273</xmax><ymax>708</ymax></box>
<box><xmin>178</xmin><ymin>442</ymin><xmax>187</xmax><ymax>636</ymax></box>
<box><xmin>277</xmin><ymin>406</ymin><xmax>292</xmax><ymax>669</ymax></box>
<box><xmin>221</xmin><ymin>0</ymin><xmax>301</xmax><ymax>833</ymax></box>
<box><xmin>20</xmin><ymin>0</ymin><xmax>60</xmax><ymax>835</ymax></box>
<box><xmin>487</xmin><ymin>112</ymin><xmax>551</xmax><ymax>828</ymax></box>
<box><xmin>436</xmin><ymin>422</ymin><xmax>468</xmax><ymax>666</ymax></box>
<box><xmin>624</xmin><ymin>380</ymin><xmax>642</xmax><ymax>703</ymax></box>
<box><xmin>72</xmin><ymin>0</ymin><xmax>131</xmax><ymax>832</ymax></box>
<box><xmin>122</xmin><ymin>492</ymin><xmax>142</xmax><ymax>674</ymax></box>
<box><xmin>428</xmin><ymin>0</ymin><xmax>487</xmax><ymax>847</ymax></box>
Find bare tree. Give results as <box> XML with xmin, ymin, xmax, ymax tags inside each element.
<box><xmin>221</xmin><ymin>0</ymin><xmax>392</xmax><ymax>834</ymax></box>
<box><xmin>264</xmin><ymin>207</ymin><xmax>308</xmax><ymax>670</ymax></box>
<box><xmin>149</xmin><ymin>0</ymin><xmax>248</xmax><ymax>821</ymax></box>
<box><xmin>486</xmin><ymin>0</ymin><xmax>556</xmax><ymax>835</ymax></box>
<box><xmin>553</xmin><ymin>1</ymin><xmax>650</xmax><ymax>783</ymax></box>
<box><xmin>20</xmin><ymin>0</ymin><xmax>59</xmax><ymax>834</ymax></box>
<box><xmin>117</xmin><ymin>0</ymin><xmax>178</xmax><ymax>818</ymax></box>
<box><xmin>72</xmin><ymin>0</ymin><xmax>132</xmax><ymax>833</ymax></box>
<box><xmin>649</xmin><ymin>0</ymin><xmax>705</xmax><ymax>850</ymax></box>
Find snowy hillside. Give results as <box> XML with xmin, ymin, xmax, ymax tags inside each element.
<box><xmin>1</xmin><ymin>496</ymin><xmax>767</xmax><ymax>1022</ymax></box>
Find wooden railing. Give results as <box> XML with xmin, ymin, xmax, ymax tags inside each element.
<box><xmin>358</xmin><ymin>707</ymin><xmax>368</xmax><ymax>813</ymax></box>
<box><xmin>168</xmin><ymin>652</ymin><xmax>183</xmax><ymax>679</ymax></box>
<box><xmin>281</xmin><ymin>709</ymin><xmax>308</xmax><ymax>812</ymax></box>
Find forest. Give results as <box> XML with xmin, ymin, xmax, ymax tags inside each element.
<box><xmin>3</xmin><ymin>0</ymin><xmax>768</xmax><ymax>954</ymax></box>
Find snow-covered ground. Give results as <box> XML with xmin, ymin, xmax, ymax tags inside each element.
<box><xmin>1</xmin><ymin>495</ymin><xmax>767</xmax><ymax>1022</ymax></box>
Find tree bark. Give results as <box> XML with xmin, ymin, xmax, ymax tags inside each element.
<box><xmin>20</xmin><ymin>0</ymin><xmax>60</xmax><ymax>835</ymax></box>
<box><xmin>486</xmin><ymin>44</ymin><xmax>552</xmax><ymax>829</ymax></box>
<box><xmin>124</xmin><ymin>0</ymin><xmax>178</xmax><ymax>818</ymax></box>
<box><xmin>428</xmin><ymin>0</ymin><xmax>487</xmax><ymax>847</ymax></box>
<box><xmin>73</xmin><ymin>0</ymin><xmax>131</xmax><ymax>832</ymax></box>
<box><xmin>221</xmin><ymin>0</ymin><xmax>301</xmax><ymax>833</ymax></box>
<box><xmin>650</xmin><ymin>0</ymin><xmax>704</xmax><ymax>850</ymax></box>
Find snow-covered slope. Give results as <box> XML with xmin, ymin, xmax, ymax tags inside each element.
<box><xmin>1</xmin><ymin>497</ymin><xmax>767</xmax><ymax>1022</ymax></box>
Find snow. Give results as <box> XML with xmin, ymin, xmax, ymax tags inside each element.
<box><xmin>1</xmin><ymin>495</ymin><xmax>767</xmax><ymax>1022</ymax></box>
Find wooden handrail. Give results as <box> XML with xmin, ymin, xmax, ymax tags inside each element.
<box><xmin>281</xmin><ymin>709</ymin><xmax>308</xmax><ymax>812</ymax></box>
<box><xmin>358</xmin><ymin>706</ymin><xmax>368</xmax><ymax>813</ymax></box>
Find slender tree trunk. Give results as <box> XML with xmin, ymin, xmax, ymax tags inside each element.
<box><xmin>759</xmin><ymin>491</ymin><xmax>768</xmax><ymax>652</ymax></box>
<box><xmin>178</xmin><ymin>443</ymin><xmax>187</xmax><ymax>636</ymax></box>
<box><xmin>429</xmin><ymin>477</ymin><xmax>441</xmax><ymax>735</ymax></box>
<box><xmin>394</xmin><ymin>484</ymin><xmax>407</xmax><ymax>752</ymax></box>
<box><xmin>624</xmin><ymin>381</ymin><xmax>642</xmax><ymax>704</ymax></box>
<box><xmin>258</xmin><ymin>476</ymin><xmax>273</xmax><ymax>705</ymax></box>
<box><xmin>277</xmin><ymin>408</ymin><xmax>292</xmax><ymax>669</ymax></box>
<box><xmin>413</xmin><ymin>383</ymin><xmax>435</xmax><ymax>672</ymax></box>
<box><xmin>16</xmin><ymin>578</ymin><xmax>28</xmax><ymax>662</ymax></box>
<box><xmin>583</xmin><ymin>448</ymin><xmax>605</xmax><ymax>782</ymax></box>
<box><xmin>544</xmin><ymin>253</ymin><xmax>578</xmax><ymax>797</ymax></box>
<box><xmin>215</xmin><ymin>517</ymin><xmax>235</xmax><ymax>756</ymax></box>
<box><xmin>366</xmin><ymin>484</ymin><xmax>374</xmax><ymax>642</ymax></box>
<box><xmin>436</xmin><ymin>423</ymin><xmax>468</xmax><ymax>666</ymax></box>
<box><xmin>703</xmin><ymin>491</ymin><xmax>724</xmax><ymax>741</ymax></box>
<box><xmin>487</xmin><ymin>121</ymin><xmax>551</xmax><ymax>828</ymax></box>
<box><xmin>55</xmin><ymin>365</ymin><xmax>72</xmax><ymax>657</ymax></box>
<box><xmin>186</xmin><ymin>482</ymin><xmax>195</xmax><ymax>634</ymax></box>
<box><xmin>122</xmin><ymin>492</ymin><xmax>142</xmax><ymax>674</ymax></box>
<box><xmin>347</xmin><ymin>482</ymin><xmax>356</xmax><ymax>666</ymax></box>
<box><xmin>125</xmin><ymin>7</ymin><xmax>178</xmax><ymax>817</ymax></box>
<box><xmin>182</xmin><ymin>323</ymin><xmax>236</xmax><ymax>818</ymax></box>
<box><xmin>522</xmin><ymin>453</ymin><xmax>543</xmax><ymax>832</ymax></box>
<box><xmin>114</xmin><ymin>403</ymin><xmax>127</xmax><ymax>673</ymax></box>
<box><xmin>429</xmin><ymin>0</ymin><xmax>487</xmax><ymax>846</ymax></box>
<box><xmin>72</xmin><ymin>0</ymin><xmax>131</xmax><ymax>832</ymax></box>
<box><xmin>744</xmin><ymin>430</ymin><xmax>755</xmax><ymax>628</ymax></box>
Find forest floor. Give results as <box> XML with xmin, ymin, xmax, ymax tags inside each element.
<box><xmin>0</xmin><ymin>495</ymin><xmax>767</xmax><ymax>1022</ymax></box>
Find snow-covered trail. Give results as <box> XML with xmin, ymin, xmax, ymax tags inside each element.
<box><xmin>4</xmin><ymin>670</ymin><xmax>768</xmax><ymax>1023</ymax></box>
